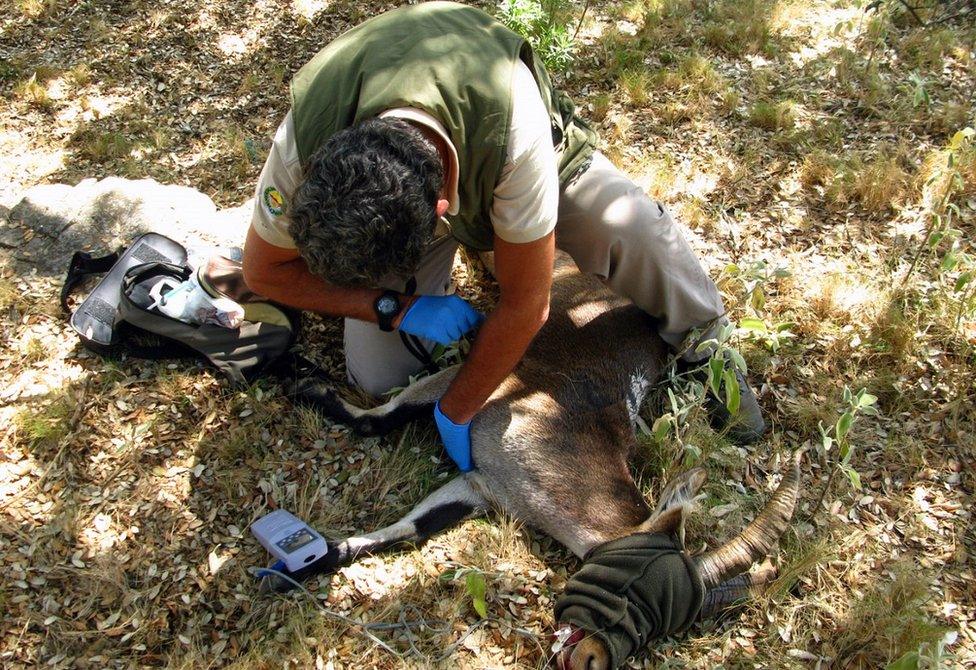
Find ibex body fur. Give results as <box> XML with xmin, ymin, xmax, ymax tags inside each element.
<box><xmin>282</xmin><ymin>252</ymin><xmax>801</xmax><ymax>669</ymax></box>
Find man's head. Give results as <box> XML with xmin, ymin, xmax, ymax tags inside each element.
<box><xmin>289</xmin><ymin>117</ymin><xmax>446</xmax><ymax>287</ymax></box>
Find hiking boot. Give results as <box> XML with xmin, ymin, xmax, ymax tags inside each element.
<box><xmin>680</xmin><ymin>358</ymin><xmax>766</xmax><ymax>445</ymax></box>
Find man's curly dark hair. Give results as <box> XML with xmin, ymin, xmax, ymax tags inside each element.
<box><xmin>289</xmin><ymin>117</ymin><xmax>445</xmax><ymax>287</ymax></box>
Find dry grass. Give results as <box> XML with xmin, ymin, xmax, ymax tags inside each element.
<box><xmin>800</xmin><ymin>149</ymin><xmax>911</xmax><ymax>213</ymax></box>
<box><xmin>854</xmin><ymin>154</ymin><xmax>910</xmax><ymax>211</ymax></box>
<box><xmin>13</xmin><ymin>73</ymin><xmax>55</xmax><ymax>111</ymax></box>
<box><xmin>831</xmin><ymin>565</ymin><xmax>949</xmax><ymax>667</ymax></box>
<box><xmin>1</xmin><ymin>0</ymin><xmax>974</xmax><ymax>668</ymax></box>
<box><xmin>17</xmin><ymin>0</ymin><xmax>58</xmax><ymax>19</ymax></box>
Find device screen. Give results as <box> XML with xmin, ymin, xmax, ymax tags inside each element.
<box><xmin>276</xmin><ymin>529</ymin><xmax>316</xmax><ymax>553</ymax></box>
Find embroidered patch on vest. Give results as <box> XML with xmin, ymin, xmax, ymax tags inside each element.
<box><xmin>263</xmin><ymin>186</ymin><xmax>286</xmax><ymax>216</ymax></box>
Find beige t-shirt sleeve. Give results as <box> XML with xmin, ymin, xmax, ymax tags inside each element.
<box><xmin>250</xmin><ymin>111</ymin><xmax>303</xmax><ymax>250</ymax></box>
<box><xmin>489</xmin><ymin>60</ymin><xmax>560</xmax><ymax>245</ymax></box>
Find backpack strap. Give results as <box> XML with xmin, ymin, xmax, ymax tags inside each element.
<box><xmin>60</xmin><ymin>249</ymin><xmax>122</xmax><ymax>313</ymax></box>
<box><xmin>398</xmin><ymin>275</ymin><xmax>440</xmax><ymax>375</ymax></box>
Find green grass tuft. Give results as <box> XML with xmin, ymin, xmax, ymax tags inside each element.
<box><xmin>748</xmin><ymin>99</ymin><xmax>797</xmax><ymax>131</ymax></box>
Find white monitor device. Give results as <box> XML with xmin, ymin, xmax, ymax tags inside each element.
<box><xmin>250</xmin><ymin>509</ymin><xmax>329</xmax><ymax>573</ymax></box>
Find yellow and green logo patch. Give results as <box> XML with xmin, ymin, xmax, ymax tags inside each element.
<box><xmin>263</xmin><ymin>186</ymin><xmax>286</xmax><ymax>216</ymax></box>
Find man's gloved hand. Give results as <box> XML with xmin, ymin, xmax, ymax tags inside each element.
<box><xmin>434</xmin><ymin>401</ymin><xmax>474</xmax><ymax>472</ymax></box>
<box><xmin>398</xmin><ymin>295</ymin><xmax>483</xmax><ymax>345</ymax></box>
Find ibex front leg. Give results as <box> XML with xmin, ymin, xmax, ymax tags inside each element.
<box><xmin>261</xmin><ymin>476</ymin><xmax>486</xmax><ymax>592</ymax></box>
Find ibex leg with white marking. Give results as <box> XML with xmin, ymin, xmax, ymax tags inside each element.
<box><xmin>291</xmin><ymin>365</ymin><xmax>460</xmax><ymax>436</ymax></box>
<box><xmin>261</xmin><ymin>475</ymin><xmax>486</xmax><ymax>592</ymax></box>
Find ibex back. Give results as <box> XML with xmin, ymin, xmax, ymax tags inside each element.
<box><xmin>279</xmin><ymin>252</ymin><xmax>801</xmax><ymax>669</ymax></box>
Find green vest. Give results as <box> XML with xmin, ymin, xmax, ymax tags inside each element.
<box><xmin>290</xmin><ymin>1</ymin><xmax>597</xmax><ymax>251</ymax></box>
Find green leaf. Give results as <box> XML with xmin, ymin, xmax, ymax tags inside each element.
<box><xmin>948</xmin><ymin>127</ymin><xmax>975</xmax><ymax>151</ymax></box>
<box><xmin>723</xmin><ymin>368</ymin><xmax>740</xmax><ymax>416</ymax></box>
<box><xmin>651</xmin><ymin>415</ymin><xmax>673</xmax><ymax>443</ymax></box>
<box><xmin>857</xmin><ymin>393</ymin><xmax>878</xmax><ymax>409</ymax></box>
<box><xmin>843</xmin><ymin>387</ymin><xmax>852</xmax><ymax>404</ymax></box>
<box><xmin>738</xmin><ymin>317</ymin><xmax>767</xmax><ymax>333</ymax></box>
<box><xmin>719</xmin><ymin>322</ymin><xmax>735</xmax><ymax>341</ymax></box>
<box><xmin>465</xmin><ymin>571</ymin><xmax>488</xmax><ymax>619</ymax></box>
<box><xmin>709</xmin><ymin>357</ymin><xmax>724</xmax><ymax>397</ymax></box>
<box><xmin>842</xmin><ymin>465</ymin><xmax>862</xmax><ymax>490</ymax></box>
<box><xmin>885</xmin><ymin>651</ymin><xmax>919</xmax><ymax>670</ymax></box>
<box><xmin>836</xmin><ymin>411</ymin><xmax>854</xmax><ymax>441</ymax></box>
<box><xmin>750</xmin><ymin>287</ymin><xmax>766</xmax><ymax>312</ymax></box>
<box><xmin>728</xmin><ymin>349</ymin><xmax>747</xmax><ymax>373</ymax></box>
<box><xmin>438</xmin><ymin>569</ymin><xmax>458</xmax><ymax>583</ymax></box>
<box><xmin>955</xmin><ymin>271</ymin><xmax>973</xmax><ymax>293</ymax></box>
<box><xmin>695</xmin><ymin>338</ymin><xmax>718</xmax><ymax>354</ymax></box>
<box><xmin>667</xmin><ymin>388</ymin><xmax>679</xmax><ymax>415</ymax></box>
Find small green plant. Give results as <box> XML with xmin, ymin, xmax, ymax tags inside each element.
<box><xmin>14</xmin><ymin>395</ymin><xmax>75</xmax><ymax>448</ymax></box>
<box><xmin>439</xmin><ymin>567</ymin><xmax>489</xmax><ymax>618</ymax></box>
<box><xmin>465</xmin><ymin>570</ymin><xmax>488</xmax><ymax>618</ymax></box>
<box><xmin>719</xmin><ymin>259</ymin><xmax>792</xmax><ymax>317</ymax></box>
<box><xmin>619</xmin><ymin>68</ymin><xmax>650</xmax><ymax>106</ymax></box>
<box><xmin>737</xmin><ymin>317</ymin><xmax>795</xmax><ymax>353</ymax></box>
<box><xmin>817</xmin><ymin>386</ymin><xmax>879</xmax><ymax>490</ymax></box>
<box><xmin>498</xmin><ymin>0</ymin><xmax>578</xmax><ymax>73</ymax></box>
<box><xmin>590</xmin><ymin>92</ymin><xmax>611</xmax><ymax>121</ymax></box>
<box><xmin>886</xmin><ymin>630</ymin><xmax>958</xmax><ymax>669</ymax></box>
<box><xmin>748</xmin><ymin>100</ymin><xmax>796</xmax><ymax>131</ymax></box>
<box><xmin>907</xmin><ymin>71</ymin><xmax>930</xmax><ymax>109</ymax></box>
<box><xmin>906</xmin><ymin>128</ymin><xmax>976</xmax><ymax>335</ymax></box>
<box><xmin>0</xmin><ymin>59</ymin><xmax>22</xmax><ymax>83</ymax></box>
<box><xmin>717</xmin><ymin>260</ymin><xmax>796</xmax><ymax>351</ymax></box>
<box><xmin>650</xmin><ymin>323</ymin><xmax>748</xmax><ymax>461</ymax></box>
<box><xmin>648</xmin><ymin>371</ymin><xmax>707</xmax><ymax>457</ymax></box>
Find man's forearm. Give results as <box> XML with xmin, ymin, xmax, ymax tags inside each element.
<box><xmin>251</xmin><ymin>257</ymin><xmax>367</xmax><ymax>317</ymax></box>
<box><xmin>245</xmin><ymin>255</ymin><xmax>416</xmax><ymax>325</ymax></box>
<box><xmin>438</xmin><ymin>299</ymin><xmax>547</xmax><ymax>424</ymax></box>
<box><xmin>243</xmin><ymin>225</ymin><xmax>416</xmax><ymax>324</ymax></box>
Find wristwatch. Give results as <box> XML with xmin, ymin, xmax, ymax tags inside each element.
<box><xmin>373</xmin><ymin>290</ymin><xmax>403</xmax><ymax>332</ymax></box>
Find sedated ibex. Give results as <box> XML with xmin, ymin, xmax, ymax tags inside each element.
<box><xmin>273</xmin><ymin>251</ymin><xmax>802</xmax><ymax>669</ymax></box>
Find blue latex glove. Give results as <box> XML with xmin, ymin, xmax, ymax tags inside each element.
<box><xmin>398</xmin><ymin>295</ymin><xmax>483</xmax><ymax>345</ymax></box>
<box><xmin>434</xmin><ymin>401</ymin><xmax>474</xmax><ymax>472</ymax></box>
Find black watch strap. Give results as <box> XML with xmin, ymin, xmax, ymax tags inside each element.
<box><xmin>374</xmin><ymin>290</ymin><xmax>402</xmax><ymax>332</ymax></box>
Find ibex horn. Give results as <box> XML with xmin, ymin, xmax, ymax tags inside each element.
<box><xmin>693</xmin><ymin>451</ymin><xmax>803</xmax><ymax>589</ymax></box>
<box><xmin>698</xmin><ymin>561</ymin><xmax>777</xmax><ymax>619</ymax></box>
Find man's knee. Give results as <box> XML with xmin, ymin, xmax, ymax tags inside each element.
<box><xmin>346</xmin><ymin>354</ymin><xmax>425</xmax><ymax>397</ymax></box>
<box><xmin>344</xmin><ymin>322</ymin><xmax>429</xmax><ymax>397</ymax></box>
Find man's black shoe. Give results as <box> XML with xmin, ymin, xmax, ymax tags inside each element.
<box><xmin>679</xmin><ymin>358</ymin><xmax>766</xmax><ymax>445</ymax></box>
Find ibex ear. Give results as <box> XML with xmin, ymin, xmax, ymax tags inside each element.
<box><xmin>638</xmin><ymin>504</ymin><xmax>689</xmax><ymax>546</ymax></box>
<box><xmin>652</xmin><ymin>468</ymin><xmax>707</xmax><ymax>517</ymax></box>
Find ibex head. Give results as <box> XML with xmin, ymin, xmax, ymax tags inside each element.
<box><xmin>555</xmin><ymin>452</ymin><xmax>803</xmax><ymax>670</ymax></box>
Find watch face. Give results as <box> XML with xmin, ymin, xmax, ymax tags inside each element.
<box><xmin>377</xmin><ymin>295</ymin><xmax>398</xmax><ymax>315</ymax></box>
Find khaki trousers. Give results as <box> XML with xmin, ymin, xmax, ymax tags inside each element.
<box><xmin>345</xmin><ymin>152</ymin><xmax>726</xmax><ymax>396</ymax></box>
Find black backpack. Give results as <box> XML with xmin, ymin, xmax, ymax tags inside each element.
<box><xmin>61</xmin><ymin>233</ymin><xmax>299</xmax><ymax>386</ymax></box>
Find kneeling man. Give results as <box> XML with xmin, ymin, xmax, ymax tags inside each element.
<box><xmin>242</xmin><ymin>2</ymin><xmax>765</xmax><ymax>470</ymax></box>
